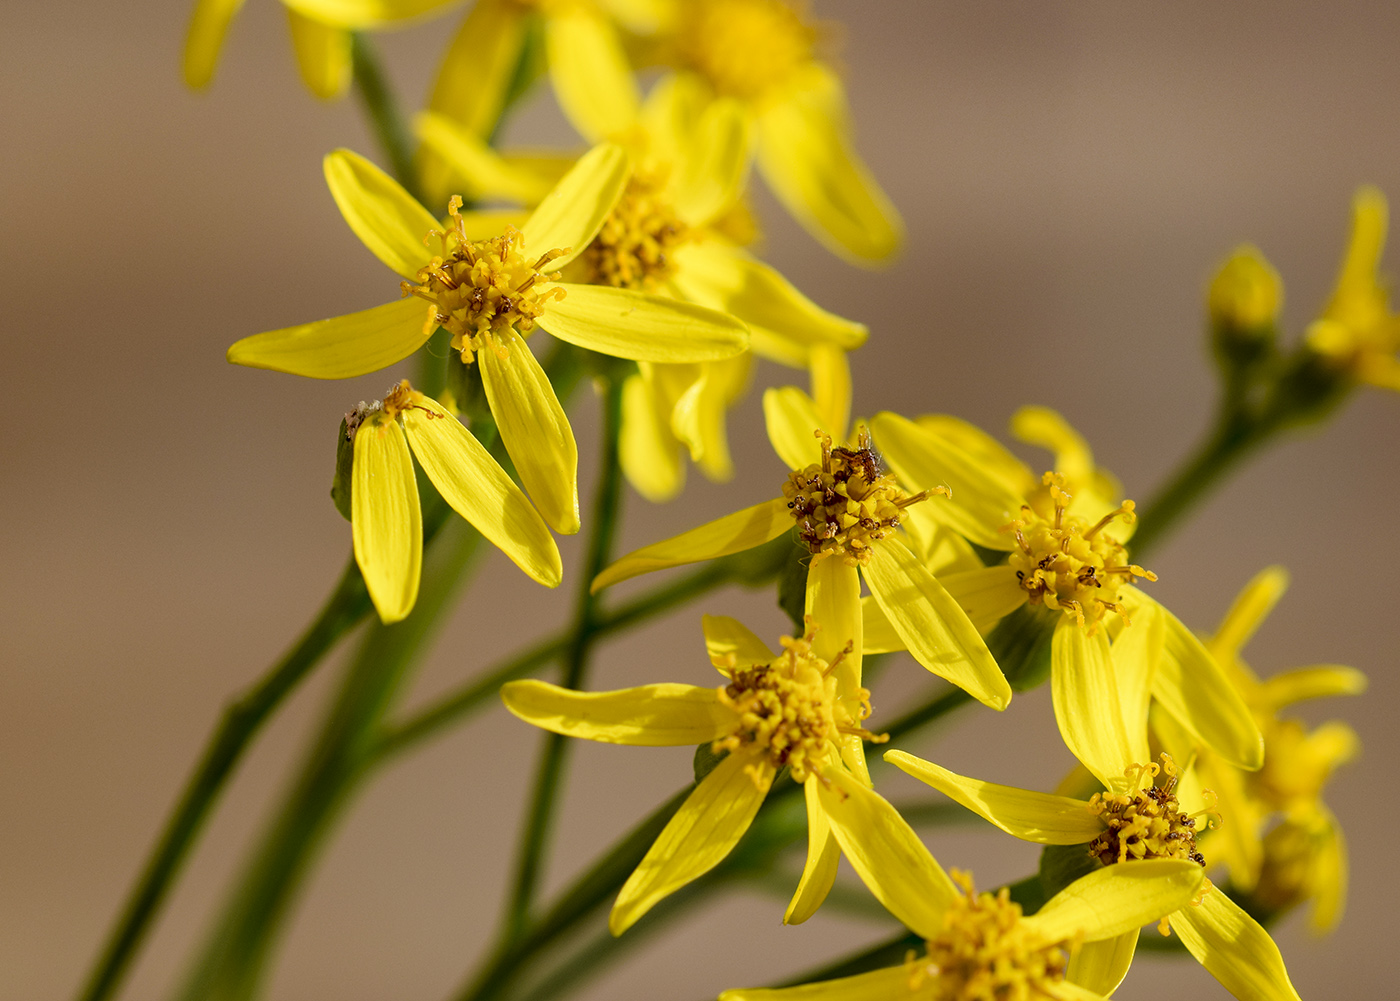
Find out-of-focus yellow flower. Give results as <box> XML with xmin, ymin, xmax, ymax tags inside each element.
<box><xmin>592</xmin><ymin>387</ymin><xmax>1011</xmax><ymax>710</ymax></box>
<box><xmin>869</xmin><ymin>408</ymin><xmax>1264</xmax><ymax>773</ymax></box>
<box><xmin>417</xmin><ymin>77</ymin><xmax>868</xmax><ymax>501</ymax></box>
<box><xmin>502</xmin><ymin>614</ymin><xmax>888</xmax><ymax>932</ymax></box>
<box><xmin>184</xmin><ymin>0</ymin><xmax>461</xmax><ymax>99</ymax></box>
<box><xmin>226</xmin><ymin>144</ymin><xmax>748</xmax><ymax>535</ymax></box>
<box><xmin>345</xmin><ymin>379</ymin><xmax>560</xmax><ymax>622</ymax></box>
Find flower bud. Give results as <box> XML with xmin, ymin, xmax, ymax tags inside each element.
<box><xmin>1210</xmin><ymin>245</ymin><xmax>1282</xmax><ymax>342</ymax></box>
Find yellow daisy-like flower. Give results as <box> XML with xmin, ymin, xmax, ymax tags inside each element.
<box><xmin>184</xmin><ymin>0</ymin><xmax>460</xmax><ymax>99</ymax></box>
<box><xmin>501</xmin><ymin>613</ymin><xmax>888</xmax><ymax>933</ymax></box>
<box><xmin>343</xmin><ymin>379</ymin><xmax>561</xmax><ymax>622</ymax></box>
<box><xmin>869</xmin><ymin>407</ymin><xmax>1264</xmax><ymax>772</ymax></box>
<box><xmin>226</xmin><ymin>143</ymin><xmax>748</xmax><ymax>535</ymax></box>
<box><xmin>591</xmin><ymin>387</ymin><xmax>1011</xmax><ymax>710</ymax></box>
<box><xmin>416</xmin><ymin>76</ymin><xmax>868</xmax><ymax>500</ymax></box>
<box><xmin>885</xmin><ymin>749</ymin><xmax>1305</xmax><ymax>1001</ymax></box>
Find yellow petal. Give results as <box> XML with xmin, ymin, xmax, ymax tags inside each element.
<box><xmin>1107</xmin><ymin>601</ymin><xmax>1162</xmax><ymax>768</ymax></box>
<box><xmin>784</xmin><ymin>778</ymin><xmax>840</xmax><ymax>925</ymax></box>
<box><xmin>286</xmin><ymin>9</ymin><xmax>351</xmax><ymax>100</ymax></box>
<box><xmin>816</xmin><ymin>767</ymin><xmax>955</xmax><ymax>940</ymax></box>
<box><xmin>861</xmin><ymin>597</ymin><xmax>903</xmax><ymax>655</ymax></box>
<box><xmin>1210</xmin><ymin>565</ymin><xmax>1289</xmax><ymax>663</ymax></box>
<box><xmin>702</xmin><ymin>614</ymin><xmax>775</xmax><ymax>672</ymax></box>
<box><xmin>883</xmin><ymin>751</ymin><xmax>1102</xmax><ymax>844</ymax></box>
<box><xmin>1065</xmin><ymin>929</ymin><xmax>1137</xmax><ymax>998</ymax></box>
<box><xmin>671</xmin><ymin>97</ymin><xmax>752</xmax><ymax>227</ymax></box>
<box><xmin>619</xmin><ymin>369</ymin><xmax>685</xmax><ymax>502</ymax></box>
<box><xmin>805</xmin><ymin>557</ymin><xmax>862</xmax><ymax>686</ymax></box>
<box><xmin>479</xmin><ymin>339</ymin><xmax>580</xmax><ymax>535</ymax></box>
<box><xmin>610</xmin><ymin>751</ymin><xmax>772</xmax><ymax>934</ymax></box>
<box><xmin>226</xmin><ymin>296</ymin><xmax>431</xmax><ymax>379</ymax></box>
<box><xmin>940</xmin><ymin>565</ymin><xmax>1028</xmax><ymax>634</ymax></box>
<box><xmin>1022</xmin><ymin>858</ymin><xmax>1205</xmax><ymax>945</ymax></box>
<box><xmin>591</xmin><ymin>497</ymin><xmax>792</xmax><ymax>592</ymax></box>
<box><xmin>899</xmin><ymin>507</ymin><xmax>985</xmax><ymax>575</ymax></box>
<box><xmin>755</xmin><ymin>64</ymin><xmax>903</xmax><ymax>264</ymax></box>
<box><xmin>870</xmin><ymin>412</ymin><xmax>1024</xmax><ymax>551</ymax></box>
<box><xmin>763</xmin><ymin>386</ymin><xmax>827</xmax><ymax>470</ymax></box>
<box><xmin>323</xmin><ymin>148</ymin><xmax>438</xmax><ymax>279</ymax></box>
<box><xmin>1044</xmin><ymin>984</ymin><xmax>1112</xmax><ymax>1001</ymax></box>
<box><xmin>521</xmin><ymin>143</ymin><xmax>630</xmax><ymax>272</ymax></box>
<box><xmin>544</xmin><ymin>284</ymin><xmax>749</xmax><ymax>362</ymax></box>
<box><xmin>423</xmin><ymin>0</ymin><xmax>523</xmax><ymax>129</ymax></box>
<box><xmin>1051</xmin><ymin>619</ymin><xmax>1135</xmax><ymax>792</ymax></box>
<box><xmin>1008</xmin><ymin>405</ymin><xmax>1118</xmax><ymax>509</ymax></box>
<box><xmin>500</xmin><ymin>679</ymin><xmax>734</xmax><ymax>745</ymax></box>
<box><xmin>916</xmin><ymin>414</ymin><xmax>1033</xmax><ymax>495</ymax></box>
<box><xmin>184</xmin><ymin>0</ymin><xmax>244</xmax><ymax>89</ymax></box>
<box><xmin>400</xmin><ymin>397</ymin><xmax>561</xmax><ymax>587</ymax></box>
<box><xmin>413</xmin><ymin>111</ymin><xmax>555</xmax><ymax>204</ymax></box>
<box><xmin>1322</xmin><ymin>185</ymin><xmax>1389</xmax><ymax>328</ymax></box>
<box><xmin>718</xmin><ymin>966</ymin><xmax>915</xmax><ymax>1001</ymax></box>
<box><xmin>863</xmin><ymin>538</ymin><xmax>1011</xmax><ymax>710</ymax></box>
<box><xmin>282</xmin><ymin>0</ymin><xmax>456</xmax><ymax>29</ymax></box>
<box><xmin>545</xmin><ymin>6</ymin><xmax>639</xmax><ymax>143</ymax></box>
<box><xmin>1255</xmin><ymin>664</ymin><xmax>1368</xmax><ymax>711</ymax></box>
<box><xmin>684</xmin><ymin>355</ymin><xmax>750</xmax><ymax>481</ymax></box>
<box><xmin>809</xmin><ymin>345</ymin><xmax>851</xmax><ymax>442</ymax></box>
<box><xmin>1171</xmin><ymin>891</ymin><xmax>1302</xmax><ymax>1001</ymax></box>
<box><xmin>1308</xmin><ymin>806</ymin><xmax>1348</xmax><ymax>934</ymax></box>
<box><xmin>352</xmin><ymin>415</ymin><xmax>421</xmax><ymax>623</ymax></box>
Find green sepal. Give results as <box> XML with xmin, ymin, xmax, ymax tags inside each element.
<box><xmin>693</xmin><ymin>742</ymin><xmax>727</xmax><ymax>782</ymax></box>
<box><xmin>1038</xmin><ymin>842</ymin><xmax>1101</xmax><ymax>902</ymax></box>
<box><xmin>331</xmin><ymin>418</ymin><xmax>354</xmax><ymax>521</ymax></box>
<box><xmin>775</xmin><ymin>537</ymin><xmax>809</xmax><ymax>632</ymax></box>
<box><xmin>986</xmin><ymin>603</ymin><xmax>1054</xmax><ymax>691</ymax></box>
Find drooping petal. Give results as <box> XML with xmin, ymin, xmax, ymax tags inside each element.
<box><xmin>400</xmin><ymin>398</ymin><xmax>561</xmax><ymax>586</ymax></box>
<box><xmin>784</xmin><ymin>778</ymin><xmax>840</xmax><ymax>925</ymax></box>
<box><xmin>1171</xmin><ymin>892</ymin><xmax>1303</xmax><ymax>1001</ymax></box>
<box><xmin>718</xmin><ymin>966</ymin><xmax>916</xmax><ymax>1001</ymax></box>
<box><xmin>590</xmin><ymin>497</ymin><xmax>793</xmax><ymax>591</ymax></box>
<box><xmin>702</xmin><ymin>614</ymin><xmax>775</xmax><ymax>672</ymax></box>
<box><xmin>1051</xmin><ymin>619</ymin><xmax>1135</xmax><ymax>793</ymax></box>
<box><xmin>323</xmin><ymin>148</ymin><xmax>439</xmax><ymax>279</ymax></box>
<box><xmin>1255</xmin><ymin>664</ymin><xmax>1368</xmax><ymax>710</ymax></box>
<box><xmin>883</xmin><ymin>751</ymin><xmax>1103</xmax><ymax>844</ymax></box>
<box><xmin>226</xmin><ymin>297</ymin><xmax>431</xmax><ymax>379</ymax></box>
<box><xmin>282</xmin><ymin>0</ymin><xmax>456</xmax><ymax>28</ymax></box>
<box><xmin>863</xmin><ymin>538</ymin><xmax>1010</xmax><ymax>710</ymax></box>
<box><xmin>352</xmin><ymin>415</ymin><xmax>421</xmax><ymax>624</ymax></box>
<box><xmin>809</xmin><ymin>344</ymin><xmax>851</xmax><ymax>442</ymax></box>
<box><xmin>521</xmin><ymin>143</ymin><xmax>630</xmax><ymax>272</ymax></box>
<box><xmin>414</xmin><ymin>111</ymin><xmax>555</xmax><ymax>204</ymax></box>
<box><xmin>805</xmin><ymin>556</ymin><xmax>862</xmax><ymax>687</ymax></box>
<box><xmin>1021</xmin><ymin>858</ymin><xmax>1205</xmax><ymax>945</ymax></box>
<box><xmin>619</xmin><ymin>369</ymin><xmax>685</xmax><ymax>502</ymax></box>
<box><xmin>610</xmin><ymin>751</ymin><xmax>772</xmax><ymax>935</ymax></box>
<box><xmin>816</xmin><ymin>767</ymin><xmax>956</xmax><ymax>940</ymax></box>
<box><xmin>1065</xmin><ymin>930</ymin><xmax>1136</xmax><ymax>997</ymax></box>
<box><xmin>870</xmin><ymin>412</ymin><xmax>1024</xmax><ymax>551</ymax></box>
<box><xmin>672</xmin><ymin>98</ymin><xmax>752</xmax><ymax>227</ymax></box>
<box><xmin>286</xmin><ymin>9</ymin><xmax>352</xmax><ymax>100</ymax></box>
<box><xmin>544</xmin><ymin>284</ymin><xmax>749</xmax><ymax>362</ymax></box>
<box><xmin>1210</xmin><ymin>565</ymin><xmax>1289</xmax><ymax>664</ymax></box>
<box><xmin>500</xmin><ymin>679</ymin><xmax>734</xmax><ymax>745</ymax></box>
<box><xmin>940</xmin><ymin>565</ymin><xmax>1028</xmax><ymax>634</ymax></box>
<box><xmin>763</xmin><ymin>386</ymin><xmax>827</xmax><ymax>470</ymax></box>
<box><xmin>1107</xmin><ymin>601</ymin><xmax>1162</xmax><ymax>768</ymax></box>
<box><xmin>184</xmin><ymin>0</ymin><xmax>244</xmax><ymax>90</ymax></box>
<box><xmin>479</xmin><ymin>339</ymin><xmax>580</xmax><ymax>535</ymax></box>
<box><xmin>545</xmin><ymin>5</ymin><xmax>639</xmax><ymax>143</ymax></box>
<box><xmin>1308</xmin><ymin>806</ymin><xmax>1348</xmax><ymax>934</ymax></box>
<box><xmin>860</xmin><ymin>597</ymin><xmax>903</xmax><ymax>655</ymax></box>
<box><xmin>669</xmin><ymin>359</ymin><xmax>744</xmax><ymax>482</ymax></box>
<box><xmin>755</xmin><ymin>64</ymin><xmax>903</xmax><ymax>264</ymax></box>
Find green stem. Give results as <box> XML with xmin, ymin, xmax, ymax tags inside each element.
<box><xmin>73</xmin><ymin>560</ymin><xmax>371</xmax><ymax>1001</ymax></box>
<box><xmin>349</xmin><ymin>33</ymin><xmax>419</xmax><ymax>201</ymax></box>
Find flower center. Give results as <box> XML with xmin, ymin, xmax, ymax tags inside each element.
<box><xmin>1087</xmin><ymin>756</ymin><xmax>1217</xmax><ymax>868</ymax></box>
<box><xmin>782</xmin><ymin>430</ymin><xmax>938</xmax><ymax>566</ymax></box>
<box><xmin>401</xmin><ymin>197</ymin><xmax>568</xmax><ymax>365</ymax></box>
<box><xmin>344</xmin><ymin>379</ymin><xmax>444</xmax><ymax>440</ymax></box>
<box><xmin>711</xmin><ymin>621</ymin><xmax>884</xmax><ymax>784</ymax></box>
<box><xmin>677</xmin><ymin>0</ymin><xmax>815</xmax><ymax>101</ymax></box>
<box><xmin>581</xmin><ymin>174</ymin><xmax>689</xmax><ymax>290</ymax></box>
<box><xmin>1007</xmin><ymin>472</ymin><xmax>1156</xmax><ymax>628</ymax></box>
<box><xmin>908</xmin><ymin>871</ymin><xmax>1068</xmax><ymax>1001</ymax></box>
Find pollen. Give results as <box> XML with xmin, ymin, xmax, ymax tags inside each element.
<box><xmin>906</xmin><ymin>871</ymin><xmax>1069</xmax><ymax>1001</ymax></box>
<box><xmin>401</xmin><ymin>197</ymin><xmax>568</xmax><ymax>365</ymax></box>
<box><xmin>1087</xmin><ymin>755</ymin><xmax>1218</xmax><ymax>868</ymax></box>
<box><xmin>712</xmin><ymin>619</ymin><xmax>885</xmax><ymax>785</ymax></box>
<box><xmin>782</xmin><ymin>429</ymin><xmax>939</xmax><ymax>566</ymax></box>
<box><xmin>1007</xmin><ymin>472</ymin><xmax>1156</xmax><ymax>629</ymax></box>
<box><xmin>677</xmin><ymin>0</ymin><xmax>816</xmax><ymax>101</ymax></box>
<box><xmin>345</xmin><ymin>379</ymin><xmax>443</xmax><ymax>440</ymax></box>
<box><xmin>581</xmin><ymin>173</ymin><xmax>689</xmax><ymax>290</ymax></box>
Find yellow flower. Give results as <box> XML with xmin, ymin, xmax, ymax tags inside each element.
<box><xmin>886</xmin><ymin>748</ymin><xmax>1303</xmax><ymax>1001</ymax></box>
<box><xmin>591</xmin><ymin>387</ymin><xmax>1011</xmax><ymax>710</ymax></box>
<box><xmin>501</xmin><ymin>613</ymin><xmax>888</xmax><ymax>933</ymax></box>
<box><xmin>869</xmin><ymin>407</ymin><xmax>1264</xmax><ymax>772</ymax></box>
<box><xmin>1305</xmin><ymin>186</ymin><xmax>1400</xmax><ymax>389</ymax></box>
<box><xmin>226</xmin><ymin>143</ymin><xmax>748</xmax><ymax>535</ymax></box>
<box><xmin>345</xmin><ymin>378</ymin><xmax>560</xmax><ymax>622</ymax></box>
<box><xmin>416</xmin><ymin>76</ymin><xmax>868</xmax><ymax>500</ymax></box>
<box><xmin>184</xmin><ymin>0</ymin><xmax>460</xmax><ymax>99</ymax></box>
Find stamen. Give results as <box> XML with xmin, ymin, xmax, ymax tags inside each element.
<box><xmin>1088</xmin><ymin>754</ymin><xmax>1214</xmax><ymax>869</ymax></box>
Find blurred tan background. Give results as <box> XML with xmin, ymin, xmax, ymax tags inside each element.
<box><xmin>4</xmin><ymin>1</ymin><xmax>1399</xmax><ymax>998</ymax></box>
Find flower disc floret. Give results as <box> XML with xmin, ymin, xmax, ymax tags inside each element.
<box><xmin>401</xmin><ymin>197</ymin><xmax>568</xmax><ymax>364</ymax></box>
<box><xmin>1007</xmin><ymin>472</ymin><xmax>1156</xmax><ymax>628</ymax></box>
<box><xmin>582</xmin><ymin>174</ymin><xmax>690</xmax><ymax>290</ymax></box>
<box><xmin>677</xmin><ymin>0</ymin><xmax>816</xmax><ymax>101</ymax></box>
<box><xmin>1088</xmin><ymin>756</ymin><xmax>1215</xmax><ymax>868</ymax></box>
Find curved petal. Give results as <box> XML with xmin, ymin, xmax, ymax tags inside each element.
<box><xmin>1051</xmin><ymin>619</ymin><xmax>1135</xmax><ymax>793</ymax></box>
<box><xmin>184</xmin><ymin>0</ymin><xmax>244</xmax><ymax>90</ymax></box>
<box><xmin>1009</xmin><ymin>407</ymin><xmax>1098</xmax><ymax>497</ymax></box>
<box><xmin>861</xmin><ymin>596</ymin><xmax>903</xmax><ymax>655</ymax></box>
<box><xmin>619</xmin><ymin>369</ymin><xmax>685</xmax><ymax>502</ymax></box>
<box><xmin>916</xmin><ymin>414</ymin><xmax>1032</xmax><ymax>495</ymax></box>
<box><xmin>282</xmin><ymin>0</ymin><xmax>457</xmax><ymax>29</ymax></box>
<box><xmin>1065</xmin><ymin>930</ymin><xmax>1137</xmax><ymax>998</ymax></box>
<box><xmin>805</xmin><ymin>556</ymin><xmax>862</xmax><ymax>687</ymax></box>
<box><xmin>763</xmin><ymin>386</ymin><xmax>827</xmax><ymax>470</ymax></box>
<box><xmin>324</xmin><ymin>149</ymin><xmax>438</xmax><ymax>279</ymax></box>
<box><xmin>784</xmin><ymin>778</ymin><xmax>840</xmax><ymax>925</ymax></box>
<box><xmin>755</xmin><ymin>64</ymin><xmax>903</xmax><ymax>264</ymax></box>
<box><xmin>1172</xmin><ymin>892</ymin><xmax>1303</xmax><ymax>1001</ymax></box>
<box><xmin>226</xmin><ymin>296</ymin><xmax>430</xmax><ymax>379</ymax></box>
<box><xmin>352</xmin><ymin>415</ymin><xmax>421</xmax><ymax>624</ymax></box>
<box><xmin>1022</xmin><ymin>858</ymin><xmax>1205</xmax><ymax>945</ymax></box>
<box><xmin>1256</xmin><ymin>664</ymin><xmax>1368</xmax><ymax>710</ymax></box>
<box><xmin>864</xmin><ymin>538</ymin><xmax>1010</xmax><ymax>710</ymax></box>
<box><xmin>500</xmin><ymin>679</ymin><xmax>734</xmax><ymax>745</ymax></box>
<box><xmin>718</xmin><ymin>965</ymin><xmax>916</xmax><ymax>1001</ymax></box>
<box><xmin>544</xmin><ymin>284</ymin><xmax>748</xmax><ymax>362</ymax></box>
<box><xmin>521</xmin><ymin>143</ymin><xmax>630</xmax><ymax>272</ymax></box>
<box><xmin>1210</xmin><ymin>565</ymin><xmax>1289</xmax><ymax>663</ymax></box>
<box><xmin>809</xmin><ymin>344</ymin><xmax>851</xmax><ymax>442</ymax></box>
<box><xmin>545</xmin><ymin>5</ymin><xmax>639</xmax><ymax>143</ymax></box>
<box><xmin>590</xmin><ymin>497</ymin><xmax>792</xmax><ymax>591</ymax></box>
<box><xmin>672</xmin><ymin>97</ymin><xmax>752</xmax><ymax>227</ymax></box>
<box><xmin>816</xmin><ymin>767</ymin><xmax>955</xmax><ymax>939</ymax></box>
<box><xmin>479</xmin><ymin>339</ymin><xmax>580</xmax><ymax>535</ymax></box>
<box><xmin>286</xmin><ymin>10</ymin><xmax>351</xmax><ymax>100</ymax></box>
<box><xmin>899</xmin><ymin>506</ymin><xmax>985</xmax><ymax>575</ymax></box>
<box><xmin>669</xmin><ymin>362</ymin><xmax>738</xmax><ymax>481</ymax></box>
<box><xmin>702</xmin><ymin>614</ymin><xmax>775</xmax><ymax>672</ymax></box>
<box><xmin>611</xmin><ymin>751</ymin><xmax>772</xmax><ymax>934</ymax></box>
<box><xmin>883</xmin><ymin>751</ymin><xmax>1102</xmax><ymax>845</ymax></box>
<box><xmin>1308</xmin><ymin>806</ymin><xmax>1347</xmax><ymax>934</ymax></box>
<box><xmin>1107</xmin><ymin>601</ymin><xmax>1162</xmax><ymax>768</ymax></box>
<box><xmin>401</xmin><ymin>398</ymin><xmax>561</xmax><ymax>586</ymax></box>
<box><xmin>424</xmin><ymin>0</ymin><xmax>524</xmax><ymax>130</ymax></box>
<box><xmin>940</xmin><ymin>565</ymin><xmax>1027</xmax><ymax>634</ymax></box>
<box><xmin>1043</xmin><ymin>984</ymin><xmax>1112</xmax><ymax>1001</ymax></box>
<box><xmin>1321</xmin><ymin>185</ymin><xmax>1389</xmax><ymax>327</ymax></box>
<box><xmin>414</xmin><ymin>111</ymin><xmax>555</xmax><ymax>204</ymax></box>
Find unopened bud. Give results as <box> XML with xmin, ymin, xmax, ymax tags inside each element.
<box><xmin>1210</xmin><ymin>245</ymin><xmax>1282</xmax><ymax>338</ymax></box>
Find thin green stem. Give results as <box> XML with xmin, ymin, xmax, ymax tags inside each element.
<box><xmin>349</xmin><ymin>33</ymin><xmax>419</xmax><ymax>201</ymax></box>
